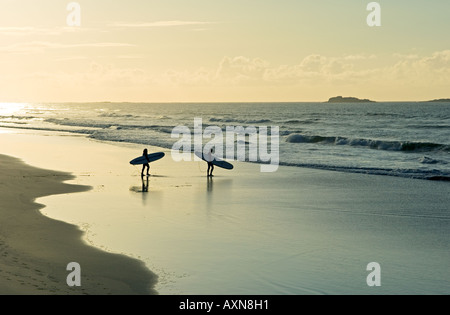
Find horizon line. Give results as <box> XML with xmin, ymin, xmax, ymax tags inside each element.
<box><xmin>1</xmin><ymin>99</ymin><xmax>450</xmax><ymax>104</ymax></box>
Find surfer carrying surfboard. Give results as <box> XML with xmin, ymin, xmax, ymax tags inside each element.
<box><xmin>194</xmin><ymin>149</ymin><xmax>233</xmax><ymax>176</ymax></box>
<box><xmin>141</xmin><ymin>148</ymin><xmax>150</xmax><ymax>177</ymax></box>
<box><xmin>207</xmin><ymin>148</ymin><xmax>214</xmax><ymax>177</ymax></box>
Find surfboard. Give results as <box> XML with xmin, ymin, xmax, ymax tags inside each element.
<box><xmin>195</xmin><ymin>151</ymin><xmax>234</xmax><ymax>170</ymax></box>
<box><xmin>130</xmin><ymin>152</ymin><xmax>165</xmax><ymax>165</ymax></box>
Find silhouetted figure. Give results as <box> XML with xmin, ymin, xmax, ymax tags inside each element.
<box><xmin>142</xmin><ymin>148</ymin><xmax>150</xmax><ymax>177</ymax></box>
<box><xmin>207</xmin><ymin>148</ymin><xmax>214</xmax><ymax>177</ymax></box>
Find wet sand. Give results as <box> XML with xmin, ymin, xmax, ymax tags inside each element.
<box><xmin>0</xmin><ymin>154</ymin><xmax>157</xmax><ymax>294</ymax></box>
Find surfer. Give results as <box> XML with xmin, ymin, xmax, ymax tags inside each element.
<box><xmin>141</xmin><ymin>148</ymin><xmax>150</xmax><ymax>177</ymax></box>
<box><xmin>207</xmin><ymin>148</ymin><xmax>214</xmax><ymax>177</ymax></box>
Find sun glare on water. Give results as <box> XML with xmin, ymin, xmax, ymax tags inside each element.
<box><xmin>0</xmin><ymin>103</ymin><xmax>27</xmax><ymax>116</ymax></box>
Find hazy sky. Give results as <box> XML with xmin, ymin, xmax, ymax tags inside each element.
<box><xmin>0</xmin><ymin>0</ymin><xmax>449</xmax><ymax>102</ymax></box>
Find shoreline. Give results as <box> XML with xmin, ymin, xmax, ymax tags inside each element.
<box><xmin>1</xmin><ymin>117</ymin><xmax>449</xmax><ymax>183</ymax></box>
<box><xmin>0</xmin><ymin>153</ymin><xmax>157</xmax><ymax>295</ymax></box>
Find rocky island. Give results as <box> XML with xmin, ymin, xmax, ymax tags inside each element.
<box><xmin>326</xmin><ymin>96</ymin><xmax>376</xmax><ymax>103</ymax></box>
<box><xmin>426</xmin><ymin>98</ymin><xmax>450</xmax><ymax>103</ymax></box>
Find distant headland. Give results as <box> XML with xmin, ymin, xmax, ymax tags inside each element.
<box><xmin>326</xmin><ymin>96</ymin><xmax>376</xmax><ymax>103</ymax></box>
<box><xmin>426</xmin><ymin>98</ymin><xmax>450</xmax><ymax>103</ymax></box>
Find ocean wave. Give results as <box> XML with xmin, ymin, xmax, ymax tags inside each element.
<box><xmin>0</xmin><ymin>121</ymin><xmax>27</xmax><ymax>125</ymax></box>
<box><xmin>279</xmin><ymin>130</ymin><xmax>296</xmax><ymax>136</ymax></box>
<box><xmin>0</xmin><ymin>115</ymin><xmax>37</xmax><ymax>120</ymax></box>
<box><xmin>0</xmin><ymin>124</ymin><xmax>94</xmax><ymax>135</ymax></box>
<box><xmin>365</xmin><ymin>112</ymin><xmax>402</xmax><ymax>117</ymax></box>
<box><xmin>277</xmin><ymin>161</ymin><xmax>450</xmax><ymax>181</ymax></box>
<box><xmin>286</xmin><ymin>134</ymin><xmax>450</xmax><ymax>153</ymax></box>
<box><xmin>2</xmin><ymin>123</ymin><xmax>449</xmax><ymax>182</ymax></box>
<box><xmin>427</xmin><ymin>176</ymin><xmax>450</xmax><ymax>182</ymax></box>
<box><xmin>45</xmin><ymin>117</ymin><xmax>287</xmax><ymax>137</ymax></box>
<box><xmin>98</xmin><ymin>112</ymin><xmax>139</xmax><ymax>119</ymax></box>
<box><xmin>209</xmin><ymin>117</ymin><xmax>273</xmax><ymax>124</ymax></box>
<box><xmin>406</xmin><ymin>124</ymin><xmax>450</xmax><ymax>130</ymax></box>
<box><xmin>45</xmin><ymin>118</ymin><xmax>176</xmax><ymax>134</ymax></box>
<box><xmin>279</xmin><ymin>118</ymin><xmax>320</xmax><ymax>125</ymax></box>
<box><xmin>419</xmin><ymin>156</ymin><xmax>440</xmax><ymax>164</ymax></box>
<box><xmin>282</xmin><ymin>119</ymin><xmax>302</xmax><ymax>124</ymax></box>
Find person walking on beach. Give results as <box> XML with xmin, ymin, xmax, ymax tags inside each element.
<box><xmin>207</xmin><ymin>148</ymin><xmax>214</xmax><ymax>177</ymax></box>
<box><xmin>142</xmin><ymin>148</ymin><xmax>150</xmax><ymax>177</ymax></box>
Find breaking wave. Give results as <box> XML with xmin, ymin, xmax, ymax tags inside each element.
<box><xmin>286</xmin><ymin>134</ymin><xmax>450</xmax><ymax>153</ymax></box>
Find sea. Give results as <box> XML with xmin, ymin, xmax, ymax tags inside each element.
<box><xmin>2</xmin><ymin>102</ymin><xmax>450</xmax><ymax>295</ymax></box>
<box><xmin>1</xmin><ymin>102</ymin><xmax>449</xmax><ymax>181</ymax></box>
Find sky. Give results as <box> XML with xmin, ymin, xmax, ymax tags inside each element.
<box><xmin>0</xmin><ymin>0</ymin><xmax>449</xmax><ymax>102</ymax></box>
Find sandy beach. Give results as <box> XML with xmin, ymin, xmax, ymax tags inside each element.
<box><xmin>0</xmin><ymin>148</ymin><xmax>157</xmax><ymax>294</ymax></box>
<box><xmin>1</xmin><ymin>127</ymin><xmax>449</xmax><ymax>295</ymax></box>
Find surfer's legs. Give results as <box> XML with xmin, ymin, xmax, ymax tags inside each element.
<box><xmin>142</xmin><ymin>163</ymin><xmax>150</xmax><ymax>176</ymax></box>
<box><xmin>207</xmin><ymin>163</ymin><xmax>214</xmax><ymax>177</ymax></box>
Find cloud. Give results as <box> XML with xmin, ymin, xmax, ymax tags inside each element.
<box><xmin>0</xmin><ymin>61</ymin><xmax>149</xmax><ymax>99</ymax></box>
<box><xmin>159</xmin><ymin>68</ymin><xmax>212</xmax><ymax>86</ymax></box>
<box><xmin>0</xmin><ymin>41</ymin><xmax>135</xmax><ymax>54</ymax></box>
<box><xmin>214</xmin><ymin>56</ymin><xmax>270</xmax><ymax>84</ymax></box>
<box><xmin>116</xmin><ymin>55</ymin><xmax>145</xmax><ymax>59</ymax></box>
<box><xmin>393</xmin><ymin>53</ymin><xmax>419</xmax><ymax>60</ymax></box>
<box><xmin>389</xmin><ymin>50</ymin><xmax>450</xmax><ymax>85</ymax></box>
<box><xmin>208</xmin><ymin>55</ymin><xmax>359</xmax><ymax>86</ymax></box>
<box><xmin>0</xmin><ymin>21</ymin><xmax>213</xmax><ymax>37</ymax></box>
<box><xmin>0</xmin><ymin>26</ymin><xmax>87</xmax><ymax>36</ymax></box>
<box><xmin>85</xmin><ymin>62</ymin><xmax>147</xmax><ymax>85</ymax></box>
<box><xmin>418</xmin><ymin>50</ymin><xmax>450</xmax><ymax>71</ymax></box>
<box><xmin>112</xmin><ymin>21</ymin><xmax>211</xmax><ymax>28</ymax></box>
<box><xmin>0</xmin><ymin>26</ymin><xmax>35</xmax><ymax>36</ymax></box>
<box><xmin>1</xmin><ymin>51</ymin><xmax>448</xmax><ymax>102</ymax></box>
<box><xmin>55</xmin><ymin>56</ymin><xmax>89</xmax><ymax>62</ymax></box>
<box><xmin>154</xmin><ymin>51</ymin><xmax>450</xmax><ymax>90</ymax></box>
